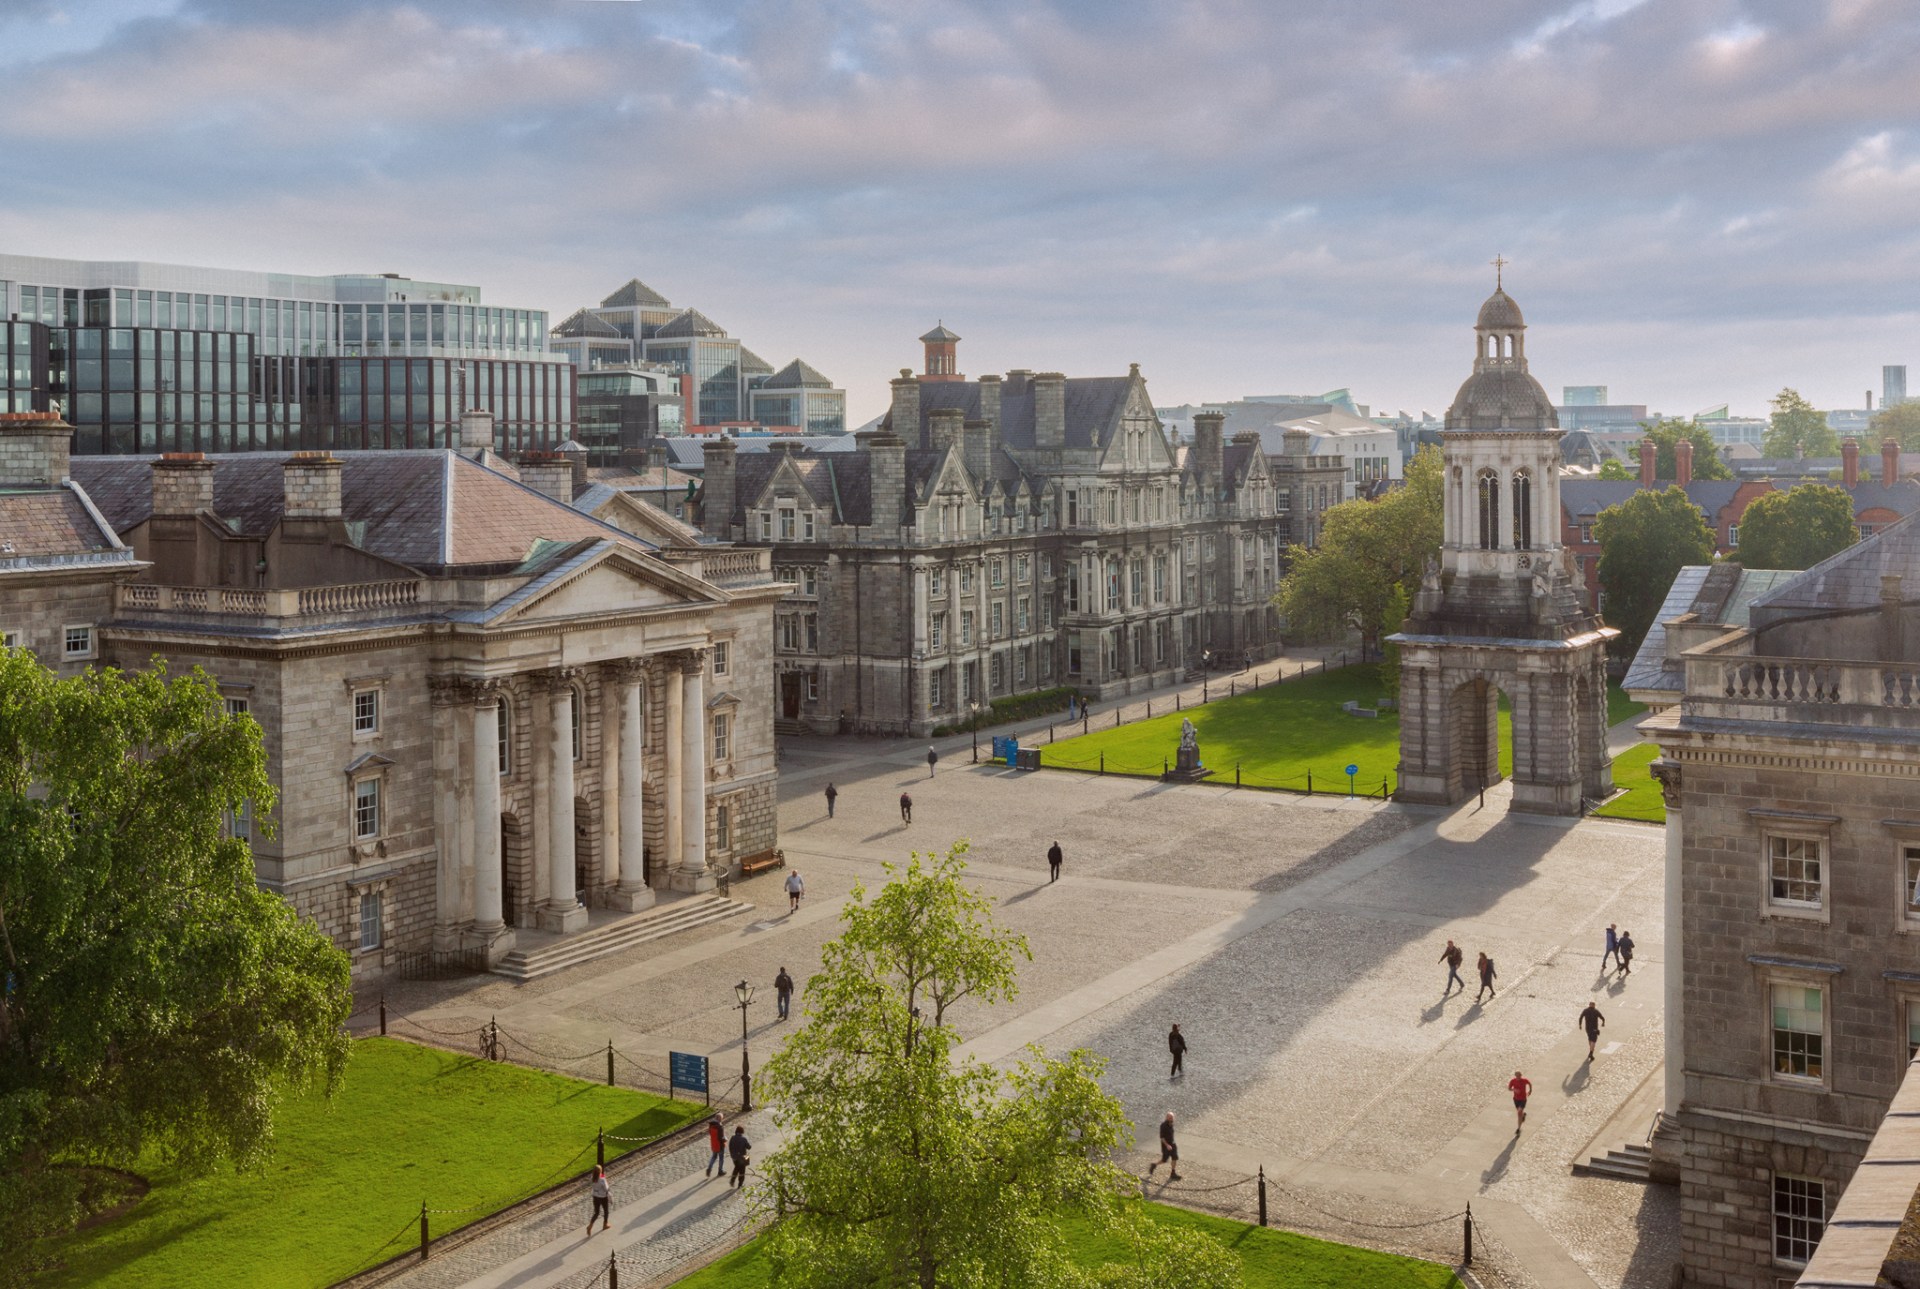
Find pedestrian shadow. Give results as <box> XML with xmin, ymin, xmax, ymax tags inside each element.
<box><xmin>861</xmin><ymin>826</ymin><xmax>909</xmax><ymax>842</ymax></box>
<box><xmin>1562</xmin><ymin>1060</ymin><xmax>1593</xmax><ymax>1096</ymax></box>
<box><xmin>1605</xmin><ymin>974</ymin><xmax>1630</xmax><ymax>998</ymax></box>
<box><xmin>1002</xmin><ymin>885</ymin><xmax>1047</xmax><ymax>906</ymax></box>
<box><xmin>1454</xmin><ymin>1001</ymin><xmax>1486</xmax><ymax>1029</ymax></box>
<box><xmin>1418</xmin><ymin>997</ymin><xmax>1449</xmax><ymax>1027</ymax></box>
<box><xmin>1481</xmin><ymin>1134</ymin><xmax>1519</xmax><ymax>1187</ymax></box>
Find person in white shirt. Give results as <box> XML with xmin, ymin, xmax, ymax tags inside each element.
<box><xmin>784</xmin><ymin>868</ymin><xmax>805</xmax><ymax>913</ymax></box>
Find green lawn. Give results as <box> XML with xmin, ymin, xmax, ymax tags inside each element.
<box><xmin>675</xmin><ymin>1199</ymin><xmax>1462</xmax><ymax>1287</ymax></box>
<box><xmin>1593</xmin><ymin>742</ymin><xmax>1664</xmax><ymax>822</ymax></box>
<box><xmin>39</xmin><ymin>1037</ymin><xmax>705</xmax><ymax>1289</ymax></box>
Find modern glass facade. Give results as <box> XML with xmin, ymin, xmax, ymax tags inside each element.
<box><xmin>49</xmin><ymin>325</ymin><xmax>261</xmax><ymax>453</ymax></box>
<box><xmin>2</xmin><ymin>321</ymin><xmax>47</xmax><ymax>414</ymax></box>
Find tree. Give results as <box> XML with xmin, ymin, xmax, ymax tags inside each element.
<box><xmin>1594</xmin><ymin>487</ymin><xmax>1717</xmax><ymax>656</ymax></box>
<box><xmin>0</xmin><ymin>655</ymin><xmax>351</xmax><ymax>1280</ymax></box>
<box><xmin>1763</xmin><ymin>388</ymin><xmax>1839</xmax><ymax>460</ymax></box>
<box><xmin>757</xmin><ymin>845</ymin><xmax>1239</xmax><ymax>1289</ymax></box>
<box><xmin>1733</xmin><ymin>484</ymin><xmax>1858</xmax><ymax>570</ymax></box>
<box><xmin>1275</xmin><ymin>447</ymin><xmax>1442</xmax><ymax>648</ymax></box>
<box><xmin>1631</xmin><ymin>419</ymin><xmax>1732</xmax><ymax>481</ymax></box>
<box><xmin>1868</xmin><ymin>401</ymin><xmax>1920</xmax><ymax>452</ymax></box>
<box><xmin>1596</xmin><ymin>458</ymin><xmax>1634</xmax><ymax>480</ymax></box>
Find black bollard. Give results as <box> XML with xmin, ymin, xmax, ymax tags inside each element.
<box><xmin>1235</xmin><ymin>762</ymin><xmax>1241</xmax><ymax>787</ymax></box>
<box><xmin>1100</xmin><ymin>752</ymin><xmax>1105</xmax><ymax>775</ymax></box>
<box><xmin>1258</xmin><ymin>1166</ymin><xmax>1268</xmax><ymax>1227</ymax></box>
<box><xmin>609</xmin><ymin>1250</ymin><xmax>620</xmax><ymax>1289</ymax></box>
<box><xmin>1307</xmin><ymin>769</ymin><xmax>1312</xmax><ymax>794</ymax></box>
<box><xmin>1464</xmin><ymin>1203</ymin><xmax>1473</xmax><ymax>1265</ymax></box>
<box><xmin>420</xmin><ymin>1202</ymin><xmax>429</xmax><ymax>1261</ymax></box>
<box><xmin>598</xmin><ymin>1127</ymin><xmax>605</xmax><ymax>1168</ymax></box>
<box><xmin>380</xmin><ymin>997</ymin><xmax>387</xmax><ymax>1037</ymax></box>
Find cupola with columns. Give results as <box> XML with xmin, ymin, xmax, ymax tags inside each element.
<box><xmin>919</xmin><ymin>322</ymin><xmax>963</xmax><ymax>382</ymax></box>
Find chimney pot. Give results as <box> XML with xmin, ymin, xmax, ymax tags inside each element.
<box><xmin>1842</xmin><ymin>437</ymin><xmax>1860</xmax><ymax>487</ymax></box>
<box><xmin>1885</xmin><ymin>437</ymin><xmax>1902</xmax><ymax>486</ymax></box>
<box><xmin>1675</xmin><ymin>437</ymin><xmax>1694</xmax><ymax>487</ymax></box>
<box><xmin>1639</xmin><ymin>436</ymin><xmax>1658</xmax><ymax>489</ymax></box>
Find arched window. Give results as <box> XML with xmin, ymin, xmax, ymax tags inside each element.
<box><xmin>1477</xmin><ymin>469</ymin><xmax>1501</xmax><ymax>550</ymax></box>
<box><xmin>1511</xmin><ymin>468</ymin><xmax>1533</xmax><ymax>550</ymax></box>
<box><xmin>497</xmin><ymin>698</ymin><xmax>512</xmax><ymax>777</ymax></box>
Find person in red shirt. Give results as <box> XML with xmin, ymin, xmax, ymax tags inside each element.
<box><xmin>703</xmin><ymin>1112</ymin><xmax>727</xmax><ymax>1178</ymax></box>
<box><xmin>1507</xmin><ymin>1070</ymin><xmax>1532</xmax><ymax>1134</ymax></box>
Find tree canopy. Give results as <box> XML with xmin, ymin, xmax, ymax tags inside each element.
<box><xmin>757</xmin><ymin>845</ymin><xmax>1239</xmax><ymax>1289</ymax></box>
<box><xmin>1594</xmin><ymin>486</ymin><xmax>1717</xmax><ymax>656</ymax></box>
<box><xmin>0</xmin><ymin>655</ymin><xmax>351</xmax><ymax>1279</ymax></box>
<box><xmin>1763</xmin><ymin>388</ymin><xmax>1840</xmax><ymax>460</ymax></box>
<box><xmin>1632</xmin><ymin>419</ymin><xmax>1733</xmax><ymax>481</ymax></box>
<box><xmin>1733</xmin><ymin>484</ymin><xmax>1858</xmax><ymax>571</ymax></box>
<box><xmin>1596</xmin><ymin>458</ymin><xmax>1634</xmax><ymax>480</ymax></box>
<box><xmin>1868</xmin><ymin>401</ymin><xmax>1920</xmax><ymax>453</ymax></box>
<box><xmin>1274</xmin><ymin>446</ymin><xmax>1442</xmax><ymax>648</ymax></box>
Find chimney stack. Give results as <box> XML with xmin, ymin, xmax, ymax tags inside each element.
<box><xmin>700</xmin><ymin>437</ymin><xmax>737</xmax><ymax>539</ymax></box>
<box><xmin>1032</xmin><ymin>372</ymin><xmax>1066</xmax><ymax>451</ymax></box>
<box><xmin>1639</xmin><ymin>436</ymin><xmax>1657</xmax><ymax>489</ymax></box>
<box><xmin>1192</xmin><ymin>411</ymin><xmax>1225</xmax><ymax>484</ymax></box>
<box><xmin>1283</xmin><ymin>426</ymin><xmax>1310</xmax><ymax>462</ymax></box>
<box><xmin>927</xmin><ymin>407</ymin><xmax>964</xmax><ymax>455</ymax></box>
<box><xmin>866</xmin><ymin>430</ymin><xmax>907</xmax><ymax>529</ymax></box>
<box><xmin>1881</xmin><ymin>574</ymin><xmax>1906</xmax><ymax>663</ymax></box>
<box><xmin>518</xmin><ymin>452</ymin><xmax>575</xmax><ymax>505</ymax></box>
<box><xmin>151</xmin><ymin>452</ymin><xmax>215</xmax><ymax>517</ymax></box>
<box><xmin>1842</xmin><ymin>437</ymin><xmax>1860</xmax><ymax>487</ymax></box>
<box><xmin>963</xmin><ymin>418</ymin><xmax>992</xmax><ymax>481</ymax></box>
<box><xmin>460</xmin><ymin>408</ymin><xmax>496</xmax><ymax>456</ymax></box>
<box><xmin>1675</xmin><ymin>437</ymin><xmax>1694</xmax><ymax>487</ymax></box>
<box><xmin>1885</xmin><ymin>438</ymin><xmax>1902</xmax><ymax>487</ymax></box>
<box><xmin>282</xmin><ymin>452</ymin><xmax>343</xmax><ymax>520</ymax></box>
<box><xmin>0</xmin><ymin>411</ymin><xmax>73</xmax><ymax>488</ymax></box>
<box><xmin>889</xmin><ymin>370</ymin><xmax>921</xmax><ymax>443</ymax></box>
<box><xmin>977</xmin><ymin>374</ymin><xmax>1002</xmax><ymax>431</ymax></box>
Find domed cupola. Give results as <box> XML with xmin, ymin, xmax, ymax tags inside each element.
<box><xmin>1445</xmin><ymin>263</ymin><xmax>1557</xmax><ymax>431</ymax></box>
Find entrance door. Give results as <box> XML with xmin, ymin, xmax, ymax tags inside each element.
<box><xmin>781</xmin><ymin>672</ymin><xmax>802</xmax><ymax>719</ymax></box>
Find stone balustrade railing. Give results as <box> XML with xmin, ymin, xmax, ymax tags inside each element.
<box><xmin>1683</xmin><ymin>635</ymin><xmax>1920</xmax><ymax>717</ymax></box>
<box><xmin>656</xmin><ymin>546</ymin><xmax>775</xmax><ymax>586</ymax></box>
<box><xmin>116</xmin><ymin>580</ymin><xmax>424</xmax><ymax>619</ymax></box>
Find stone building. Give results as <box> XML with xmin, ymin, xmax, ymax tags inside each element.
<box><xmin>1</xmin><ymin>409</ymin><xmax>784</xmax><ymax>980</ymax></box>
<box><xmin>1641</xmin><ymin>512</ymin><xmax>1920</xmax><ymax>1286</ymax></box>
<box><xmin>1392</xmin><ymin>282</ymin><xmax>1615</xmax><ymax>814</ymax></box>
<box><xmin>696</xmin><ymin>329</ymin><xmax>1287</xmax><ymax>735</ymax></box>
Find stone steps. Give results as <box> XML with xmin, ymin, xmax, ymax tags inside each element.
<box><xmin>1572</xmin><ymin>1141</ymin><xmax>1654</xmax><ymax>1183</ymax></box>
<box><xmin>491</xmin><ymin>894</ymin><xmax>754</xmax><ymax>982</ymax></box>
<box><xmin>773</xmin><ymin>717</ymin><xmax>809</xmax><ymax>737</ymax></box>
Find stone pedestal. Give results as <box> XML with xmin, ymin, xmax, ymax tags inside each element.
<box><xmin>1165</xmin><ymin>743</ymin><xmax>1212</xmax><ymax>783</ymax></box>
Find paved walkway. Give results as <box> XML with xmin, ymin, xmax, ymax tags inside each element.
<box><xmin>370</xmin><ymin>665</ymin><xmax>1669</xmax><ymax>1289</ymax></box>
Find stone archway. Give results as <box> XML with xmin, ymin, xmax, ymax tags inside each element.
<box><xmin>1445</xmin><ymin>676</ymin><xmax>1502</xmax><ymax>798</ymax></box>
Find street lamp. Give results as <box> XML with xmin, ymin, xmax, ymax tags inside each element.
<box><xmin>970</xmin><ymin>700</ymin><xmax>980</xmax><ymax>763</ymax></box>
<box><xmin>735</xmin><ymin>980</ymin><xmax>755</xmax><ymax>1111</ymax></box>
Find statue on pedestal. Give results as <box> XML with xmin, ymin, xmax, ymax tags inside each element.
<box><xmin>1174</xmin><ymin>718</ymin><xmax>1203</xmax><ymax>776</ymax></box>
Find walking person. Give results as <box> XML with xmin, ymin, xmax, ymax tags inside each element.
<box><xmin>728</xmin><ymin>1125</ymin><xmax>751</xmax><ymax>1189</ymax></box>
<box><xmin>1146</xmin><ymin>1112</ymin><xmax>1182</xmax><ymax>1180</ymax></box>
<box><xmin>1475</xmin><ymin>951</ymin><xmax>1497</xmax><ymax>1003</ymax></box>
<box><xmin>1617</xmin><ymin>930</ymin><xmax>1635</xmax><ymax>977</ymax></box>
<box><xmin>1047</xmin><ymin>840</ymin><xmax>1063</xmax><ymax>883</ymax></box>
<box><xmin>1440</xmin><ymin>939</ymin><xmax>1465</xmax><ymax>995</ymax></box>
<box><xmin>1601</xmin><ymin>923</ymin><xmax>1619</xmax><ymax>973</ymax></box>
<box><xmin>775</xmin><ymin>967</ymin><xmax>795</xmax><ymax>1021</ymax></box>
<box><xmin>899</xmin><ymin>791</ymin><xmax>912</xmax><ymax>824</ymax></box>
<box><xmin>1168</xmin><ymin>1024</ymin><xmax>1187</xmax><ymax>1079</ymax></box>
<box><xmin>703</xmin><ymin>1112</ymin><xmax>727</xmax><ymax>1178</ymax></box>
<box><xmin>824</xmin><ymin>782</ymin><xmax>837</xmax><ymax>818</ymax></box>
<box><xmin>1508</xmin><ymin>1070</ymin><xmax>1532</xmax><ymax>1134</ymax></box>
<box><xmin>926</xmin><ymin>745</ymin><xmax>938</xmax><ymax>778</ymax></box>
<box><xmin>586</xmin><ymin>1165</ymin><xmax>612</xmax><ymax>1235</ymax></box>
<box><xmin>784</xmin><ymin>868</ymin><xmax>805</xmax><ymax>913</ymax></box>
<box><xmin>1579</xmin><ymin>1000</ymin><xmax>1607</xmax><ymax>1060</ymax></box>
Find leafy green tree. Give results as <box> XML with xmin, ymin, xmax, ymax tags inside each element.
<box><xmin>1594</xmin><ymin>487</ymin><xmax>1717</xmax><ymax>656</ymax></box>
<box><xmin>1596</xmin><ymin>458</ymin><xmax>1634</xmax><ymax>480</ymax></box>
<box><xmin>1733</xmin><ymin>484</ymin><xmax>1858</xmax><ymax>570</ymax></box>
<box><xmin>0</xmin><ymin>655</ymin><xmax>351</xmax><ymax>1280</ymax></box>
<box><xmin>1275</xmin><ymin>447</ymin><xmax>1442</xmax><ymax>648</ymax></box>
<box><xmin>1763</xmin><ymin>388</ymin><xmax>1839</xmax><ymax>459</ymax></box>
<box><xmin>757</xmin><ymin>845</ymin><xmax>1239</xmax><ymax>1289</ymax></box>
<box><xmin>1868</xmin><ymin>401</ymin><xmax>1920</xmax><ymax>452</ymax></box>
<box><xmin>1631</xmin><ymin>419</ymin><xmax>1732</xmax><ymax>481</ymax></box>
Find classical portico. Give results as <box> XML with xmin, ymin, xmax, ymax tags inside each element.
<box><xmin>1391</xmin><ymin>277</ymin><xmax>1616</xmax><ymax>815</ymax></box>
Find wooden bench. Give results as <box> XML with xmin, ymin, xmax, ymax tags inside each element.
<box><xmin>739</xmin><ymin>848</ymin><xmax>785</xmax><ymax>878</ymax></box>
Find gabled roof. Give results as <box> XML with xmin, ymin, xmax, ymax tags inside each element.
<box><xmin>762</xmin><ymin>359</ymin><xmax>834</xmax><ymax>389</ymax></box>
<box><xmin>0</xmin><ymin>484</ymin><xmax>134</xmax><ymax>570</ymax></box>
<box><xmin>655</xmin><ymin>308</ymin><xmax>728</xmax><ymax>339</ymax></box>
<box><xmin>71</xmin><ymin>452</ymin><xmax>657</xmax><ymax>574</ymax></box>
<box><xmin>1558</xmin><ymin>480</ymin><xmax>1745</xmax><ymax>523</ymax></box>
<box><xmin>600</xmin><ymin>278</ymin><xmax>672</xmax><ymax>309</ymax></box>
<box><xmin>729</xmin><ymin>451</ymin><xmax>873</xmax><ymax>525</ymax></box>
<box><xmin>551</xmin><ymin>308</ymin><xmax>623</xmax><ymax>339</ymax></box>
<box><xmin>739</xmin><ymin>347</ymin><xmax>773</xmax><ymax>375</ymax></box>
<box><xmin>1749</xmin><ymin>508</ymin><xmax>1920</xmax><ymax>625</ymax></box>
<box><xmin>892</xmin><ymin>375</ymin><xmax>1136</xmax><ymax>453</ymax></box>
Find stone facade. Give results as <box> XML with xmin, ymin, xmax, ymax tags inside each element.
<box><xmin>699</xmin><ymin>333</ymin><xmax>1287</xmax><ymax>736</ymax></box>
<box><xmin>1641</xmin><ymin>510</ymin><xmax>1920</xmax><ymax>1286</ymax></box>
<box><xmin>1392</xmin><ymin>285</ymin><xmax>1615</xmax><ymax>815</ymax></box>
<box><xmin>15</xmin><ymin>421</ymin><xmax>787</xmax><ymax>979</ymax></box>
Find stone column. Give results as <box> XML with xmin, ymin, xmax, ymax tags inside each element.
<box><xmin>1651</xmin><ymin>758</ymin><xmax>1684</xmax><ymax>1117</ymax></box>
<box><xmin>537</xmin><ymin>668</ymin><xmax>588</xmax><ymax>934</ymax></box>
<box><xmin>607</xmin><ymin>659</ymin><xmax>654</xmax><ymax>912</ymax></box>
<box><xmin>428</xmin><ymin>676</ymin><xmax>470</xmax><ymax>950</ymax></box>
<box><xmin>467</xmin><ymin>680</ymin><xmax>515</xmax><ymax>962</ymax></box>
<box><xmin>671</xmin><ymin>649</ymin><xmax>716</xmax><ymax>892</ymax></box>
<box><xmin>663</xmin><ymin>664</ymin><xmax>684</xmax><ymax>879</ymax></box>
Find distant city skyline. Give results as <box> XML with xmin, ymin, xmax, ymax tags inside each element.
<box><xmin>4</xmin><ymin>1</ymin><xmax>1918</xmax><ymax>426</ymax></box>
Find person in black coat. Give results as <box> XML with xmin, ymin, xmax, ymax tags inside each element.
<box><xmin>1168</xmin><ymin>1024</ymin><xmax>1187</xmax><ymax>1078</ymax></box>
<box><xmin>1047</xmin><ymin>841</ymin><xmax>1063</xmax><ymax>882</ymax></box>
<box><xmin>728</xmin><ymin>1126</ymin><xmax>751</xmax><ymax>1189</ymax></box>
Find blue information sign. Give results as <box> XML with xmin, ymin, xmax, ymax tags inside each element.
<box><xmin>669</xmin><ymin>1050</ymin><xmax>710</xmax><ymax>1098</ymax></box>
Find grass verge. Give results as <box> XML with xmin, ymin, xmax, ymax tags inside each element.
<box><xmin>1593</xmin><ymin>743</ymin><xmax>1664</xmax><ymax>822</ymax></box>
<box><xmin>39</xmin><ymin>1037</ymin><xmax>705</xmax><ymax>1289</ymax></box>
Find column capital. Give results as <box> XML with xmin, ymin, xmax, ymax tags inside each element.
<box><xmin>677</xmin><ymin>648</ymin><xmax>708</xmax><ymax>676</ymax></box>
<box><xmin>430</xmin><ymin>674</ymin><xmax>507</xmax><ymax>707</ymax></box>
<box><xmin>1649</xmin><ymin>757</ymin><xmax>1682</xmax><ymax>809</ymax></box>
<box><xmin>532</xmin><ymin>666</ymin><xmax>582</xmax><ymax>694</ymax></box>
<box><xmin>608</xmin><ymin>657</ymin><xmax>650</xmax><ymax>685</ymax></box>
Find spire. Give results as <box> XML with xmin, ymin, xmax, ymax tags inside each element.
<box><xmin>1492</xmin><ymin>253</ymin><xmax>1507</xmax><ymax>290</ymax></box>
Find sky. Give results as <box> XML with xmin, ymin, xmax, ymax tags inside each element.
<box><xmin>4</xmin><ymin>0</ymin><xmax>1920</xmax><ymax>426</ymax></box>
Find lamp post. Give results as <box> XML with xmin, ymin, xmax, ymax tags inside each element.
<box><xmin>735</xmin><ymin>980</ymin><xmax>755</xmax><ymax>1111</ymax></box>
<box><xmin>970</xmin><ymin>700</ymin><xmax>980</xmax><ymax>763</ymax></box>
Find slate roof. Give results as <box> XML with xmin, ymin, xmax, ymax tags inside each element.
<box><xmin>0</xmin><ymin>485</ymin><xmax>132</xmax><ymax>568</ymax></box>
<box><xmin>1748</xmin><ymin>507</ymin><xmax>1920</xmax><ymax>625</ymax></box>
<box><xmin>599</xmin><ymin>278</ymin><xmax>672</xmax><ymax>309</ymax></box>
<box><xmin>739</xmin><ymin>347</ymin><xmax>773</xmax><ymax>375</ymax></box>
<box><xmin>1446</xmin><ymin>367</ymin><xmax>1558</xmax><ymax>431</ymax></box>
<box><xmin>71</xmin><ymin>452</ymin><xmax>655</xmax><ymax>574</ymax></box>
<box><xmin>762</xmin><ymin>359</ymin><xmax>835</xmax><ymax>389</ymax></box>
<box><xmin>728</xmin><ymin>451</ymin><xmax>874</xmax><ymax>526</ymax></box>
<box><xmin>1623</xmin><ymin>564</ymin><xmax>1802</xmax><ymax>696</ymax></box>
<box><xmin>1476</xmin><ymin>288</ymin><xmax>1526</xmax><ymax>330</ymax></box>
<box><xmin>551</xmin><ymin>308</ymin><xmax>623</xmax><ymax>339</ymax></box>
<box><xmin>655</xmin><ymin>309</ymin><xmax>728</xmax><ymax>339</ymax></box>
<box><xmin>892</xmin><ymin>375</ymin><xmax>1135</xmax><ymax>453</ymax></box>
<box><xmin>919</xmin><ymin>323</ymin><xmax>961</xmax><ymax>343</ymax></box>
<box><xmin>1559</xmin><ymin>480</ymin><xmax>1743</xmax><ymax>524</ymax></box>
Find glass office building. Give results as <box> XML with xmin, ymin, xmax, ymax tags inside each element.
<box><xmin>2</xmin><ymin>320</ymin><xmax>47</xmax><ymax>414</ymax></box>
<box><xmin>1</xmin><ymin>255</ymin><xmax>575</xmax><ymax>453</ymax></box>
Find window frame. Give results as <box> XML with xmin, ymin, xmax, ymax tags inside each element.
<box><xmin>712</xmin><ymin>711</ymin><xmax>731</xmax><ymax>762</ymax></box>
<box><xmin>1766</xmin><ymin>976</ymin><xmax>1828</xmax><ymax>1087</ymax></box>
<box><xmin>714</xmin><ymin>803</ymin><xmax>731</xmax><ymax>851</ymax></box>
<box><xmin>1755</xmin><ymin>812</ymin><xmax>1837</xmax><ymax>923</ymax></box>
<box><xmin>62</xmin><ymin>623</ymin><xmax>95</xmax><ymax>660</ymax></box>
<box><xmin>1771</xmin><ymin>1173</ymin><xmax>1826</xmax><ymax>1268</ymax></box>
<box><xmin>352</xmin><ymin>776</ymin><xmax>382</xmax><ymax>842</ymax></box>
<box><xmin>711</xmin><ymin>640</ymin><xmax>730</xmax><ymax>677</ymax></box>
<box><xmin>352</xmin><ymin>687</ymin><xmax>381</xmax><ymax>737</ymax></box>
<box><xmin>358</xmin><ymin>890</ymin><xmax>384</xmax><ymax>952</ymax></box>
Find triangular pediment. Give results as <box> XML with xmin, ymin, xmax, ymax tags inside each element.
<box><xmin>924</xmin><ymin>449</ymin><xmax>975</xmax><ymax>501</ymax></box>
<box><xmin>489</xmin><ymin>542</ymin><xmax>727</xmax><ymax>626</ymax></box>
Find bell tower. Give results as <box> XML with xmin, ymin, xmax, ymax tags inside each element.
<box><xmin>1392</xmin><ymin>268</ymin><xmax>1617</xmax><ymax>815</ymax></box>
<box><xmin>920</xmin><ymin>323</ymin><xmax>963</xmax><ymax>382</ymax></box>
